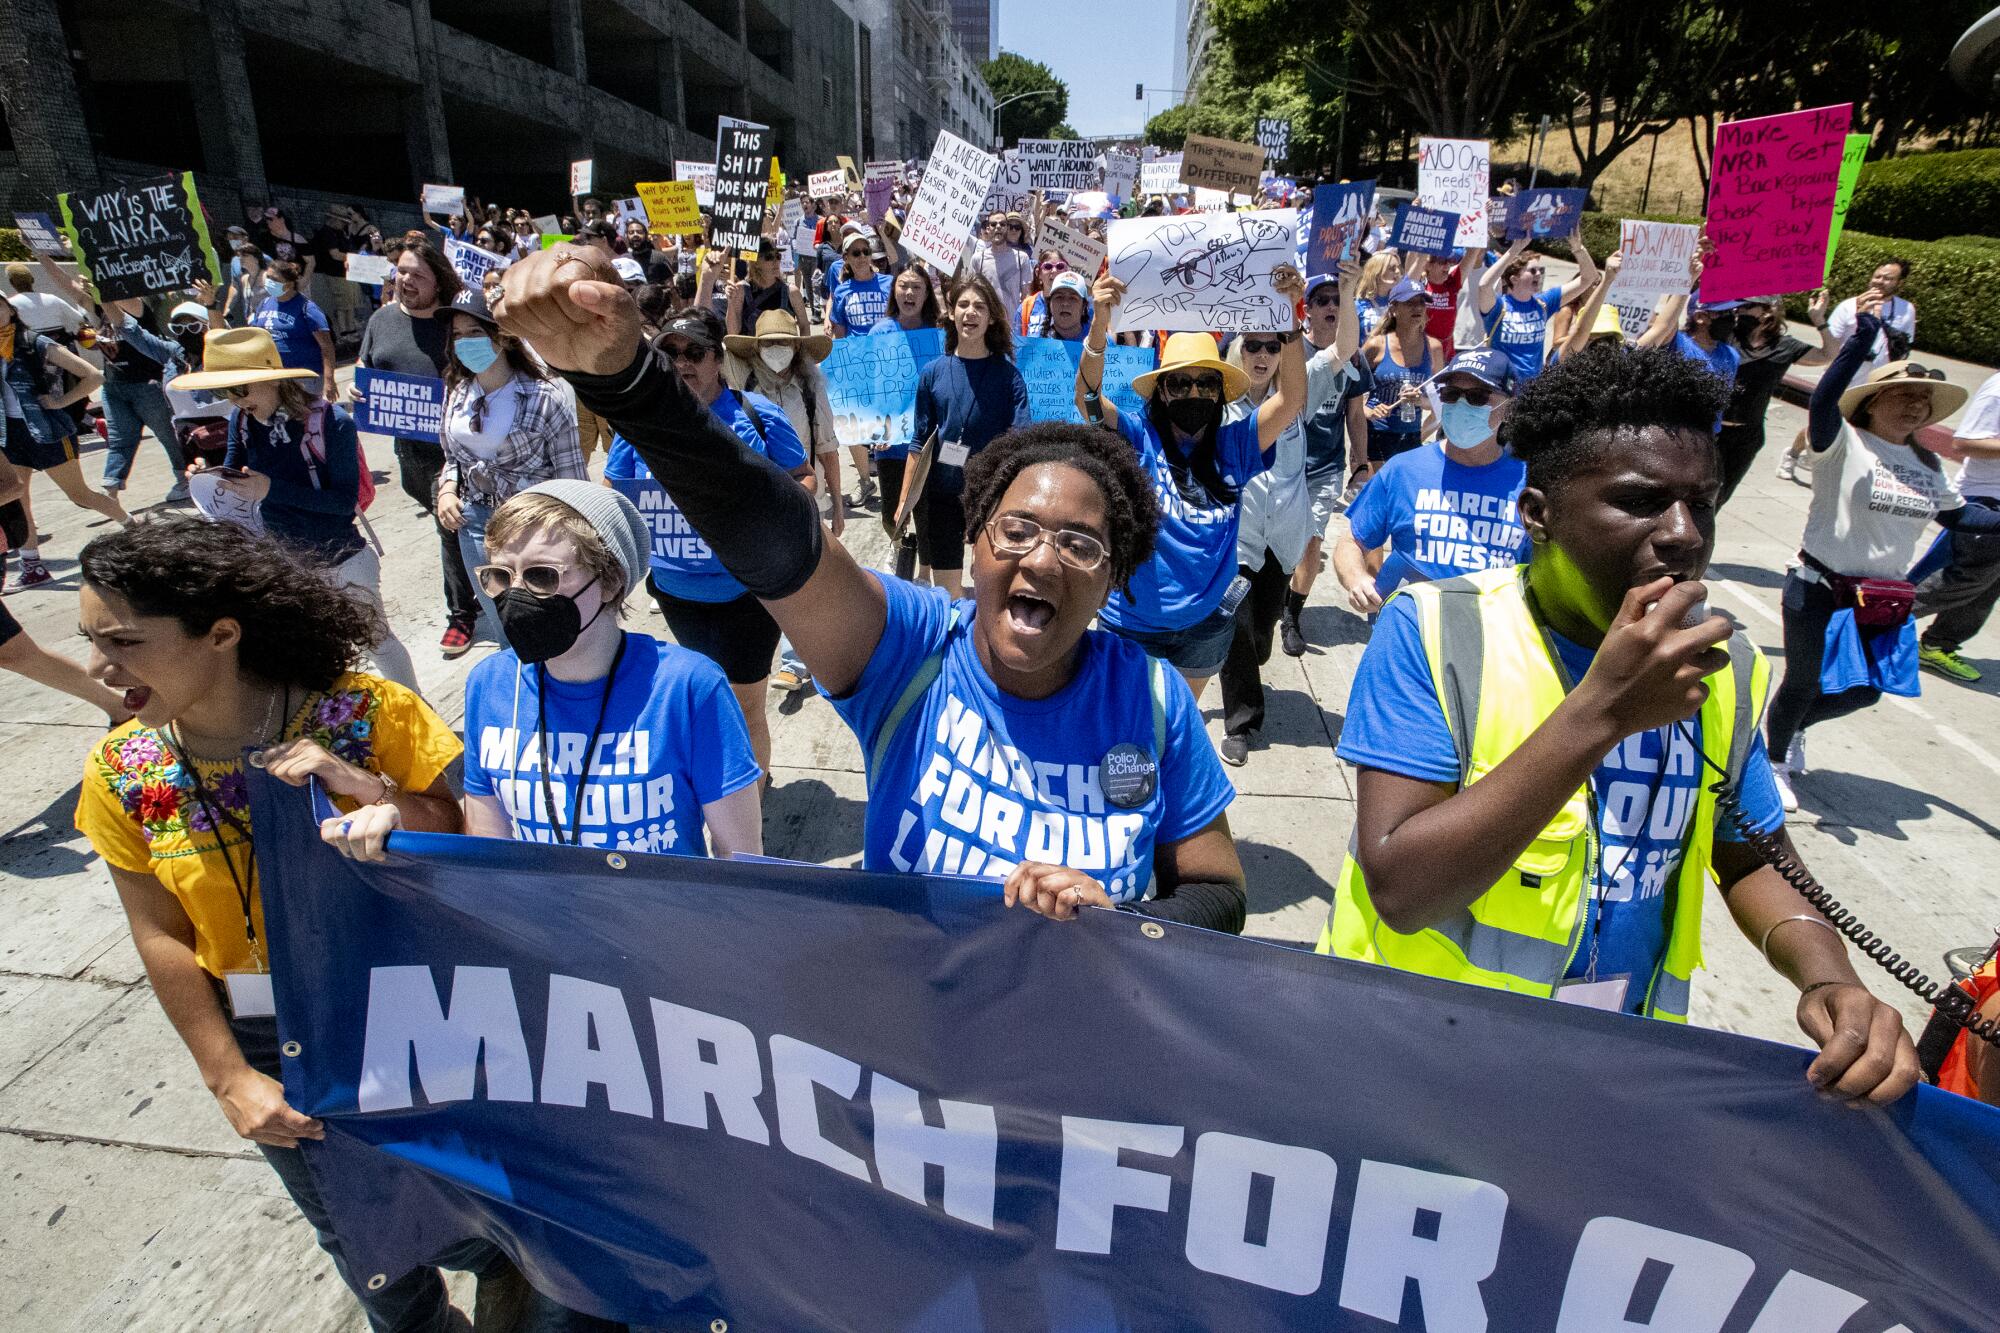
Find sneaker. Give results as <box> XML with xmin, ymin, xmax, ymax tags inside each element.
<box><xmin>1919</xmin><ymin>643</ymin><xmax>1983</xmax><ymax>683</ymax></box>
<box><xmin>1770</xmin><ymin>760</ymin><xmax>1799</xmax><ymax>813</ymax></box>
<box><xmin>1785</xmin><ymin>732</ymin><xmax>1806</xmax><ymax>776</ymax></box>
<box><xmin>1280</xmin><ymin>607</ymin><xmax>1306</xmax><ymax>657</ymax></box>
<box><xmin>13</xmin><ymin>558</ymin><xmax>52</xmax><ymax>589</ymax></box>
<box><xmin>771</xmin><ymin>668</ymin><xmax>810</xmax><ymax>694</ymax></box>
<box><xmin>855</xmin><ymin>476</ymin><xmax>878</xmax><ymax>508</ymax></box>
<box><xmin>1220</xmin><ymin>732</ymin><xmax>1251</xmax><ymax>767</ymax></box>
<box><xmin>439</xmin><ymin>618</ymin><xmax>474</xmax><ymax>659</ymax></box>
<box><xmin>163</xmin><ymin>480</ymin><xmax>191</xmax><ymax>504</ymax></box>
<box><xmin>1773</xmin><ymin>454</ymin><xmax>1797</xmax><ymax>482</ymax></box>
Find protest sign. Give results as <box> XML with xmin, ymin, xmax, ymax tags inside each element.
<box><xmin>1181</xmin><ymin>134</ymin><xmax>1264</xmax><ymax>196</ymax></box>
<box><xmin>1306</xmin><ymin>181</ymin><xmax>1374</xmax><ymax>276</ymax></box>
<box><xmin>837</xmin><ymin>154</ymin><xmax>862</xmax><ymax>188</ymax></box>
<box><xmin>613</xmin><ymin>197</ymin><xmax>647</xmax><ymax>228</ymax></box>
<box><xmin>539</xmin><ymin>233</ymin><xmax>574</xmax><ymax>250</ymax></box>
<box><xmin>11</xmin><ymin>212</ymin><xmax>68</xmax><ymax>258</ymax></box>
<box><xmin>1609</xmin><ymin>219</ymin><xmax>1700</xmax><ymax>312</ymax></box>
<box><xmin>1825</xmin><ymin>132</ymin><xmax>1872</xmax><ymax>281</ymax></box>
<box><xmin>1141</xmin><ymin>157</ymin><xmax>1184</xmax><ymax>196</ymax></box>
<box><xmin>343</xmin><ymin>253</ymin><xmax>394</xmax><ymax>286</ymax></box>
<box><xmin>901</xmin><ymin>130</ymin><xmax>999</xmax><ymax>274</ymax></box>
<box><xmin>251</xmin><ymin>770</ymin><xmax>2000</xmax><ymax>1333</ymax></box>
<box><xmin>820</xmin><ymin>327</ymin><xmax>946</xmax><ymax>447</ymax></box>
<box><xmin>865</xmin><ymin>159</ymin><xmax>902</xmax><ymax>183</ymax></box>
<box><xmin>711</xmin><ymin>118</ymin><xmax>774</xmax><ymax>253</ymax></box>
<box><xmin>529</xmin><ymin>215</ymin><xmax>561</xmax><ymax>236</ymax></box>
<box><xmin>1019</xmin><ymin>139</ymin><xmax>1098</xmax><ymax>192</ymax></box>
<box><xmin>56</xmin><ymin>172</ymin><xmax>220</xmax><ymax>301</ymax></box>
<box><xmin>674</xmin><ymin>160</ymin><xmax>717</xmax><ymax>208</ymax></box>
<box><xmin>982</xmin><ymin>153</ymin><xmax>1031</xmax><ymax>217</ymax></box>
<box><xmin>1040</xmin><ymin>215</ymin><xmax>1107</xmax><ymax>279</ymax></box>
<box><xmin>1256</xmin><ymin>116</ymin><xmax>1292</xmax><ymax>162</ymax></box>
<box><xmin>353</xmin><ymin>368</ymin><xmax>444</xmax><ymax>443</ymax></box>
<box><xmin>1017</xmin><ymin>337</ymin><xmax>1148</xmax><ymax>423</ymax></box>
<box><xmin>1389</xmin><ymin>203</ymin><xmax>1460</xmax><ymax>258</ymax></box>
<box><xmin>1418</xmin><ymin>136</ymin><xmax>1490</xmax><ymax>247</ymax></box>
<box><xmin>1504</xmin><ymin>187</ymin><xmax>1587</xmax><ymax>240</ymax></box>
<box><xmin>809</xmin><ymin>169</ymin><xmax>847</xmax><ymax>200</ymax></box>
<box><xmin>1106</xmin><ymin>209</ymin><xmax>1299</xmax><ymax>333</ymax></box>
<box><xmin>569</xmin><ymin>159</ymin><xmax>594</xmax><ymax>197</ymax></box>
<box><xmin>1191</xmin><ymin>187</ymin><xmax>1246</xmax><ymax>214</ymax></box>
<box><xmin>420</xmin><ymin>183</ymin><xmax>464</xmax><ymax>216</ymax></box>
<box><xmin>187</xmin><ymin>470</ymin><xmax>263</xmax><ymax>534</ymax></box>
<box><xmin>1702</xmin><ymin>103</ymin><xmax>1851</xmax><ymax>302</ymax></box>
<box><xmin>443</xmin><ymin>236</ymin><xmax>510</xmax><ymax>287</ymax></box>
<box><xmin>865</xmin><ymin>176</ymin><xmax>895</xmax><ymax>224</ymax></box>
<box><xmin>636</xmin><ymin>181</ymin><xmax>701</xmax><ymax>235</ymax></box>
<box><xmin>1103</xmin><ymin>152</ymin><xmax>1139</xmax><ymax>202</ymax></box>
<box><xmin>766</xmin><ymin>157</ymin><xmax>786</xmax><ymax>213</ymax></box>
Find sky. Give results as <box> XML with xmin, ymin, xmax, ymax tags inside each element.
<box><xmin>993</xmin><ymin>0</ymin><xmax>1181</xmax><ymax>138</ymax></box>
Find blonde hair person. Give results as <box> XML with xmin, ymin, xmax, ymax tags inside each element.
<box><xmin>1354</xmin><ymin>250</ymin><xmax>1402</xmax><ymax>340</ymax></box>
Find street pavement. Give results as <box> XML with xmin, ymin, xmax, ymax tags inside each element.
<box><xmin>2</xmin><ymin>358</ymin><xmax>1996</xmax><ymax>1328</ymax></box>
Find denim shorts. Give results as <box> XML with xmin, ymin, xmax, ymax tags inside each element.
<box><xmin>1103</xmin><ymin>601</ymin><xmax>1238</xmax><ymax>676</ymax></box>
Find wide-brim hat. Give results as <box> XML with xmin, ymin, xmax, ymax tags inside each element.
<box><xmin>723</xmin><ymin>309</ymin><xmax>832</xmax><ymax>362</ymax></box>
<box><xmin>1839</xmin><ymin>361</ymin><xmax>1968</xmax><ymax>429</ymax></box>
<box><xmin>1131</xmin><ymin>332</ymin><xmax>1249</xmax><ymax>401</ymax></box>
<box><xmin>170</xmin><ymin>327</ymin><xmax>317</xmax><ymax>389</ymax></box>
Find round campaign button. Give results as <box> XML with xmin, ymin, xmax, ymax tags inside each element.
<box><xmin>1101</xmin><ymin>742</ymin><xmax>1158</xmax><ymax>809</ymax></box>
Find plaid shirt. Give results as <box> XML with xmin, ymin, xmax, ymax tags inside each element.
<box><xmin>438</xmin><ymin>374</ymin><xmax>584</xmax><ymax>508</ymax></box>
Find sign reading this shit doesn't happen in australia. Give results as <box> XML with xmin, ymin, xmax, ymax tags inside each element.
<box><xmin>711</xmin><ymin>117</ymin><xmax>774</xmax><ymax>253</ymax></box>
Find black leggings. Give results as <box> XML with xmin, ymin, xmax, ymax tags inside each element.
<box><xmin>1766</xmin><ymin>569</ymin><xmax>1882</xmax><ymax>759</ymax></box>
<box><xmin>1219</xmin><ymin>551</ymin><xmax>1293</xmax><ymax>738</ymax></box>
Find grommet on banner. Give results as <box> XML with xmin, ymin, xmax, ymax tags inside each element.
<box><xmin>607</xmin><ymin>852</ymin><xmax>628</xmax><ymax>870</ymax></box>
<box><xmin>281</xmin><ymin>1041</ymin><xmax>302</xmax><ymax>1057</ymax></box>
<box><xmin>709</xmin><ymin>1320</ymin><xmax>728</xmax><ymax>1332</ymax></box>
<box><xmin>367</xmin><ymin>1274</ymin><xmax>388</xmax><ymax>1291</ymax></box>
<box><xmin>1140</xmin><ymin>921</ymin><xmax>1165</xmax><ymax>940</ymax></box>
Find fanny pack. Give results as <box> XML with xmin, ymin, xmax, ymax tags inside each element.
<box><xmin>1802</xmin><ymin>552</ymin><xmax>1916</xmax><ymax>628</ymax></box>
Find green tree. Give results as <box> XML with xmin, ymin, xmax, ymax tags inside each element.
<box><xmin>981</xmin><ymin>52</ymin><xmax>1069</xmax><ymax>145</ymax></box>
<box><xmin>1049</xmin><ymin>123</ymin><xmax>1082</xmax><ymax>140</ymax></box>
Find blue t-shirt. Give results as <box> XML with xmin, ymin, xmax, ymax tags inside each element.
<box><xmin>831</xmin><ymin>273</ymin><xmax>894</xmax><ymax>335</ymax></box>
<box><xmin>913</xmin><ymin>354</ymin><xmax>1030</xmax><ymax>492</ymax></box>
<box><xmin>1340</xmin><ymin>597</ymin><xmax>1785</xmax><ymax>1015</ymax></box>
<box><xmin>1484</xmin><ymin>288</ymin><xmax>1564</xmax><ymax>385</ymax></box>
<box><xmin>462</xmin><ymin>630</ymin><xmax>760</xmax><ymax>855</ymax></box>
<box><xmin>1673</xmin><ymin>331</ymin><xmax>1742</xmax><ymax>431</ymax></box>
<box><xmin>250</xmin><ymin>294</ymin><xmax>329</xmax><ymax>373</ymax></box>
<box><xmin>1099</xmin><ymin>403</ymin><xmax>1268</xmax><ymax>634</ymax></box>
<box><xmin>601</xmin><ymin>389</ymin><xmax>807</xmax><ymax>604</ymax></box>
<box><xmin>1344</xmin><ymin>445</ymin><xmax>1532</xmax><ymax>594</ymax></box>
<box><xmin>828</xmin><ymin>575</ymin><xmax>1235</xmax><ymax>901</ymax></box>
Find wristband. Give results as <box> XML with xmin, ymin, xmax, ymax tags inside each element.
<box><xmin>1797</xmin><ymin>979</ymin><xmax>1857</xmax><ymax>1003</ymax></box>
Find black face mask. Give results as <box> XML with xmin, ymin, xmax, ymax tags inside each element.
<box><xmin>1704</xmin><ymin>315</ymin><xmax>1738</xmax><ymax>343</ymax></box>
<box><xmin>495</xmin><ymin>582</ymin><xmax>602</xmax><ymax>663</ymax></box>
<box><xmin>1164</xmin><ymin>395</ymin><xmax>1218</xmax><ymax>436</ymax></box>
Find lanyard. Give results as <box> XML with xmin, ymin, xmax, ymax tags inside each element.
<box><xmin>164</xmin><ymin>688</ymin><xmax>288</xmax><ymax>972</ymax></box>
<box><xmin>534</xmin><ymin>637</ymin><xmax>626</xmax><ymax>846</ymax></box>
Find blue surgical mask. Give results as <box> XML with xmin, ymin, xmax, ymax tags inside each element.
<box><xmin>454</xmin><ymin>335</ymin><xmax>499</xmax><ymax>374</ymax></box>
<box><xmin>263</xmin><ymin>277</ymin><xmax>286</xmax><ymax>300</ymax></box>
<box><xmin>1438</xmin><ymin>397</ymin><xmax>1496</xmax><ymax>449</ymax></box>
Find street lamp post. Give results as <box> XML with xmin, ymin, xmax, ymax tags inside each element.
<box><xmin>991</xmin><ymin>88</ymin><xmax>1061</xmax><ymax>151</ymax></box>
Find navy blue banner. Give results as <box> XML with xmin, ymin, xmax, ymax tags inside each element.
<box><xmin>252</xmin><ymin>774</ymin><xmax>2000</xmax><ymax>1331</ymax></box>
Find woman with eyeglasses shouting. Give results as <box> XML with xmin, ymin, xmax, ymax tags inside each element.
<box><xmin>176</xmin><ymin>326</ymin><xmax>419</xmax><ymax>692</ymax></box>
<box><xmin>1764</xmin><ymin>292</ymin><xmax>2000</xmax><ymax>813</ymax></box>
<box><xmin>1075</xmin><ymin>267</ymin><xmax>1310</xmax><ymax>704</ymax></box>
<box><xmin>1476</xmin><ymin>232</ymin><xmax>1598</xmax><ymax>387</ymax></box>
<box><xmin>491</xmin><ymin>245</ymin><xmax>1247</xmax><ymax>930</ymax></box>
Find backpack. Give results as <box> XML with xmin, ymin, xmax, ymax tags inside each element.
<box><xmin>227</xmin><ymin>401</ymin><xmax>376</xmax><ymax>511</ymax></box>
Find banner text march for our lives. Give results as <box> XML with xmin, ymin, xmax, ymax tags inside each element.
<box><xmin>1702</xmin><ymin>103</ymin><xmax>1852</xmax><ymax>303</ymax></box>
<box><xmin>247</xmin><ymin>772</ymin><xmax>2000</xmax><ymax>1332</ymax></box>
<box><xmin>353</xmin><ymin>369</ymin><xmax>444</xmax><ymax>443</ymax></box>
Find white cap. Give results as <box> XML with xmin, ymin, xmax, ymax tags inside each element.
<box><xmin>613</xmin><ymin>255</ymin><xmax>646</xmax><ymax>283</ymax></box>
<box><xmin>169</xmin><ymin>301</ymin><xmax>210</xmax><ymax>323</ymax></box>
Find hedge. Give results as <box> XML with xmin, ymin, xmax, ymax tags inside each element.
<box><xmin>1527</xmin><ymin>210</ymin><xmax>1700</xmax><ymax>264</ymax></box>
<box><xmin>1846</xmin><ymin>148</ymin><xmax>2000</xmax><ymax>243</ymax></box>
<box><xmin>0</xmin><ymin>229</ymin><xmax>30</xmax><ymax>263</ymax></box>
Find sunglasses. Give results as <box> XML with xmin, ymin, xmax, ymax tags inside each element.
<box><xmin>1307</xmin><ymin>290</ymin><xmax>1340</xmax><ymax>308</ymax></box>
<box><xmin>168</xmin><ymin>320</ymin><xmax>205</xmax><ymax>336</ymax></box>
<box><xmin>662</xmin><ymin>342</ymin><xmax>712</xmax><ymax>363</ymax></box>
<box><xmin>1437</xmin><ymin>385</ymin><xmax>1497</xmax><ymax>406</ymax></box>
<box><xmin>985</xmin><ymin>515</ymin><xmax>1108</xmax><ymax>572</ymax></box>
<box><xmin>1040</xmin><ymin>260</ymin><xmax>1068</xmax><ymax>273</ymax></box>
<box><xmin>1522</xmin><ymin>267</ymin><xmax>1545</xmax><ymax>277</ymax></box>
<box><xmin>1238</xmin><ymin>337</ymin><xmax>1287</xmax><ymax>355</ymax></box>
<box><xmin>1006</xmin><ymin>223</ymin><xmax>1024</xmax><ymax>231</ymax></box>
<box><xmin>1160</xmin><ymin>373</ymin><xmax>1223</xmax><ymax>399</ymax></box>
<box><xmin>1891</xmin><ymin>364</ymin><xmax>1946</xmax><ymax>382</ymax></box>
<box><xmin>475</xmin><ymin>564</ymin><xmax>585</xmax><ymax>598</ymax></box>
<box><xmin>219</xmin><ymin>385</ymin><xmax>254</xmax><ymax>400</ymax></box>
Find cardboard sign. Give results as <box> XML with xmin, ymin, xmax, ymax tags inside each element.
<box><xmin>1702</xmin><ymin>103</ymin><xmax>1851</xmax><ymax>302</ymax></box>
<box><xmin>982</xmin><ymin>153</ymin><xmax>1031</xmax><ymax>218</ymax></box>
<box><xmin>56</xmin><ymin>171</ymin><xmax>220</xmax><ymax>301</ymax></box>
<box><xmin>901</xmin><ymin>130</ymin><xmax>999</xmax><ymax>274</ymax></box>
<box><xmin>1824</xmin><ymin>132</ymin><xmax>1872</xmax><ymax>281</ymax></box>
<box><xmin>865</xmin><ymin>177</ymin><xmax>895</xmax><ymax>224</ymax></box>
<box><xmin>1141</xmin><ymin>158</ymin><xmax>1184</xmax><ymax>196</ymax></box>
<box><xmin>1418</xmin><ymin>137</ymin><xmax>1490</xmax><ymax>248</ymax></box>
<box><xmin>837</xmin><ymin>155</ymin><xmax>862</xmax><ymax>189</ymax></box>
<box><xmin>569</xmin><ymin>159</ymin><xmax>594</xmax><ymax>197</ymax></box>
<box><xmin>636</xmin><ymin>181</ymin><xmax>701</xmax><ymax>235</ymax></box>
<box><xmin>1103</xmin><ymin>152</ymin><xmax>1140</xmax><ymax>203</ymax></box>
<box><xmin>353</xmin><ymin>367</ymin><xmax>445</xmax><ymax>443</ymax></box>
<box><xmin>766</xmin><ymin>157</ymin><xmax>785</xmax><ymax>214</ymax></box>
<box><xmin>1609</xmin><ymin>219</ymin><xmax>1700</xmax><ymax>311</ymax></box>
<box><xmin>443</xmin><ymin>236</ymin><xmax>511</xmax><ymax>286</ymax></box>
<box><xmin>1306</xmin><ymin>181</ymin><xmax>1375</xmax><ymax>275</ymax></box>
<box><xmin>1016</xmin><ymin>337</ymin><xmax>1150</xmax><ymax>424</ymax></box>
<box><xmin>1504</xmin><ymin>188</ymin><xmax>1587</xmax><ymax>240</ymax></box>
<box><xmin>421</xmin><ymin>183</ymin><xmax>465</xmax><ymax>216</ymax></box>
<box><xmin>865</xmin><ymin>159</ymin><xmax>903</xmax><ymax>183</ymax></box>
<box><xmin>711</xmin><ymin>118</ymin><xmax>774</xmax><ymax>253</ymax></box>
<box><xmin>613</xmin><ymin>197</ymin><xmax>647</xmax><ymax>228</ymax></box>
<box><xmin>809</xmin><ymin>170</ymin><xmax>847</xmax><ymax>200</ymax></box>
<box><xmin>1019</xmin><ymin>140</ymin><xmax>1098</xmax><ymax>193</ymax></box>
<box><xmin>1389</xmin><ymin>203</ymin><xmax>1460</xmax><ymax>258</ymax></box>
<box><xmin>529</xmin><ymin>215</ymin><xmax>561</xmax><ymax>236</ymax></box>
<box><xmin>12</xmin><ymin>212</ymin><xmax>68</xmax><ymax>258</ymax></box>
<box><xmin>343</xmin><ymin>253</ymin><xmax>395</xmax><ymax>286</ymax></box>
<box><xmin>1256</xmin><ymin>117</ymin><xmax>1292</xmax><ymax>162</ymax></box>
<box><xmin>1181</xmin><ymin>135</ymin><xmax>1264</xmax><ymax>196</ymax></box>
<box><xmin>674</xmin><ymin>161</ymin><xmax>717</xmax><ymax>208</ymax></box>
<box><xmin>1106</xmin><ymin>209</ymin><xmax>1299</xmax><ymax>333</ymax></box>
<box><xmin>1040</xmin><ymin>215</ymin><xmax>1107</xmax><ymax>279</ymax></box>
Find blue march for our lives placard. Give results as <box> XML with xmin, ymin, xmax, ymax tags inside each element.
<box><xmin>1391</xmin><ymin>203</ymin><xmax>1461</xmax><ymax>258</ymax></box>
<box><xmin>354</xmin><ymin>368</ymin><xmax>445</xmax><ymax>443</ymax></box>
<box><xmin>1016</xmin><ymin>337</ymin><xmax>1150</xmax><ymax>425</ymax></box>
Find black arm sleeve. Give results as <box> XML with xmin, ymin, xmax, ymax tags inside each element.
<box><xmin>564</xmin><ymin>346</ymin><xmax>822</xmax><ymax>600</ymax></box>
<box><xmin>1808</xmin><ymin>312</ymin><xmax>1880</xmax><ymax>453</ymax></box>
<box><xmin>1936</xmin><ymin>498</ymin><xmax>2000</xmax><ymax>534</ymax></box>
<box><xmin>1124</xmin><ymin>880</ymin><xmax>1248</xmax><ymax>935</ymax></box>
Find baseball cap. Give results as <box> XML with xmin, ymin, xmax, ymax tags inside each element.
<box><xmin>168</xmin><ymin>301</ymin><xmax>211</xmax><ymax>325</ymax></box>
<box><xmin>660</xmin><ymin>312</ymin><xmax>719</xmax><ymax>348</ymax></box>
<box><xmin>1689</xmin><ymin>297</ymin><xmax>1743</xmax><ymax>313</ymax></box>
<box><xmin>447</xmin><ymin>285</ymin><xmax>498</xmax><ymax>329</ymax></box>
<box><xmin>1047</xmin><ymin>272</ymin><xmax>1091</xmax><ymax>303</ymax></box>
<box><xmin>612</xmin><ymin>255</ymin><xmax>645</xmax><ymax>284</ymax></box>
<box><xmin>1387</xmin><ymin>276</ymin><xmax>1426</xmax><ymax>305</ymax></box>
<box><xmin>1441</xmin><ymin>347</ymin><xmax>1517</xmax><ymax>396</ymax></box>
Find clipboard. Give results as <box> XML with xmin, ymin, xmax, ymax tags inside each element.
<box><xmin>893</xmin><ymin>430</ymin><xmax>938</xmax><ymax>539</ymax></box>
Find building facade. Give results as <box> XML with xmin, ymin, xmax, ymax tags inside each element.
<box><xmin>1</xmin><ymin>0</ymin><xmax>860</xmax><ymax>232</ymax></box>
<box><xmin>1183</xmin><ymin>0</ymin><xmax>1216</xmax><ymax>94</ymax></box>
<box><xmin>847</xmin><ymin>0</ymin><xmax>993</xmax><ymax>162</ymax></box>
<box><xmin>949</xmin><ymin>0</ymin><xmax>995</xmax><ymax>63</ymax></box>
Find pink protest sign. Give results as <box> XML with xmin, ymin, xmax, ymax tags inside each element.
<box><xmin>1701</xmin><ymin>103</ymin><xmax>1851</xmax><ymax>302</ymax></box>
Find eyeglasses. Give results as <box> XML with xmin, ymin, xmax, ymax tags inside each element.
<box><xmin>1040</xmin><ymin>260</ymin><xmax>1068</xmax><ymax>273</ymax></box>
<box><xmin>1238</xmin><ymin>337</ymin><xmax>1287</xmax><ymax>355</ymax></box>
<box><xmin>1437</xmin><ymin>385</ymin><xmax>1497</xmax><ymax>406</ymax></box>
<box><xmin>1160</xmin><ymin>373</ymin><xmax>1223</xmax><ymax>399</ymax></box>
<box><xmin>662</xmin><ymin>342</ymin><xmax>712</xmax><ymax>363</ymax></box>
<box><xmin>1307</xmin><ymin>290</ymin><xmax>1341</xmax><ymax>308</ymax></box>
<box><xmin>475</xmin><ymin>564</ymin><xmax>583</xmax><ymax>598</ymax></box>
<box><xmin>984</xmin><ymin>515</ymin><xmax>1108</xmax><ymax>572</ymax></box>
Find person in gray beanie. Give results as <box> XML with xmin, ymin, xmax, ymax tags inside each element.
<box><xmin>321</xmin><ymin>476</ymin><xmax>766</xmax><ymax>876</ymax></box>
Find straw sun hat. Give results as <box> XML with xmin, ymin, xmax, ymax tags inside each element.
<box><xmin>722</xmin><ymin>310</ymin><xmax>832</xmax><ymax>362</ymax></box>
<box><xmin>1839</xmin><ymin>360</ymin><xmax>1968</xmax><ymax>431</ymax></box>
<box><xmin>170</xmin><ymin>327</ymin><xmax>317</xmax><ymax>390</ymax></box>
<box><xmin>1131</xmin><ymin>332</ymin><xmax>1249</xmax><ymax>401</ymax></box>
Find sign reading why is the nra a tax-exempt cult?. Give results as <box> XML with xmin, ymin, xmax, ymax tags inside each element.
<box><xmin>57</xmin><ymin>172</ymin><xmax>221</xmax><ymax>302</ymax></box>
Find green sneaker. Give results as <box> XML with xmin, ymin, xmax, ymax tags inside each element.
<box><xmin>1919</xmin><ymin>644</ymin><xmax>1983</xmax><ymax>683</ymax></box>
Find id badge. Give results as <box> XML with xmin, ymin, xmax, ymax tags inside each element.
<box><xmin>223</xmin><ymin>971</ymin><xmax>276</xmax><ymax>1018</ymax></box>
<box><xmin>938</xmin><ymin>439</ymin><xmax>970</xmax><ymax>469</ymax></box>
<box><xmin>1552</xmin><ymin>977</ymin><xmax>1628</xmax><ymax>1013</ymax></box>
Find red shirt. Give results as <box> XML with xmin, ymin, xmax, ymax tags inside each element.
<box><xmin>1425</xmin><ymin>266</ymin><xmax>1462</xmax><ymax>359</ymax></box>
<box><xmin>1937</xmin><ymin>960</ymin><xmax>1998</xmax><ymax>1102</ymax></box>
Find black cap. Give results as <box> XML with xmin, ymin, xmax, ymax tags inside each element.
<box><xmin>661</xmin><ymin>311</ymin><xmax>719</xmax><ymax>348</ymax></box>
<box><xmin>448</xmin><ymin>285</ymin><xmax>498</xmax><ymax>329</ymax></box>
